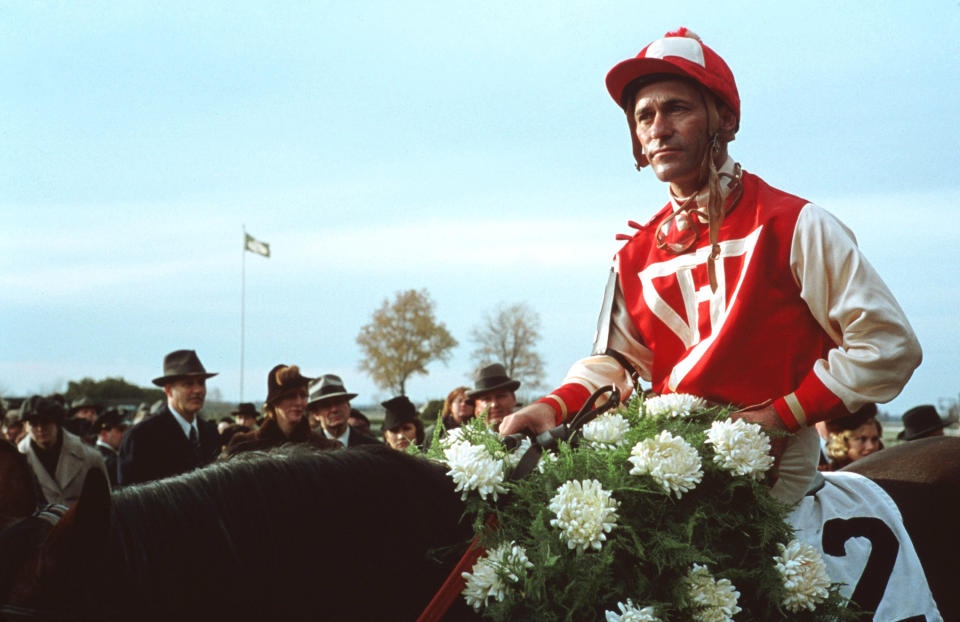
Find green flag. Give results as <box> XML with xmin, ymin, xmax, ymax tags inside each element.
<box><xmin>244</xmin><ymin>233</ymin><xmax>270</xmax><ymax>258</ymax></box>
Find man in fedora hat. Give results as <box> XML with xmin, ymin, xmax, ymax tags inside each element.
<box><xmin>468</xmin><ymin>363</ymin><xmax>521</xmax><ymax>429</ymax></box>
<box><xmin>70</xmin><ymin>396</ymin><xmax>102</xmax><ymax>424</ymax></box>
<box><xmin>93</xmin><ymin>408</ymin><xmax>129</xmax><ymax>486</ymax></box>
<box><xmin>232</xmin><ymin>402</ymin><xmax>260</xmax><ymax>430</ymax></box>
<box><xmin>118</xmin><ymin>349</ymin><xmax>221</xmax><ymax>485</ymax></box>
<box><xmin>306</xmin><ymin>374</ymin><xmax>379</xmax><ymax>447</ymax></box>
<box><xmin>898</xmin><ymin>405</ymin><xmax>957</xmax><ymax>441</ymax></box>
<box><xmin>18</xmin><ymin>395</ymin><xmax>109</xmax><ymax>505</ymax></box>
<box><xmin>500</xmin><ymin>28</ymin><xmax>921</xmax><ymax>505</ymax></box>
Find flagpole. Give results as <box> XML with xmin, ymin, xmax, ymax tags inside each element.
<box><xmin>240</xmin><ymin>224</ymin><xmax>246</xmax><ymax>403</ymax></box>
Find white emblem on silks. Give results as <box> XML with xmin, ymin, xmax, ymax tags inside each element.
<box><xmin>636</xmin><ymin>226</ymin><xmax>762</xmax><ymax>391</ymax></box>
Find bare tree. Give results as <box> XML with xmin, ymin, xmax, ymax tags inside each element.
<box><xmin>356</xmin><ymin>288</ymin><xmax>457</xmax><ymax>395</ymax></box>
<box><xmin>470</xmin><ymin>302</ymin><xmax>545</xmax><ymax>391</ymax></box>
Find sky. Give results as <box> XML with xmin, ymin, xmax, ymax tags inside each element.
<box><xmin>1</xmin><ymin>1</ymin><xmax>958</xmax><ymax>416</ymax></box>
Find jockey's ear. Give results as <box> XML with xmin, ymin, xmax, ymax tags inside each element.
<box><xmin>717</xmin><ymin>100</ymin><xmax>737</xmax><ymax>143</ymax></box>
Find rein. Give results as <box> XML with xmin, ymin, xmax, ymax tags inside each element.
<box><xmin>416</xmin><ymin>386</ymin><xmax>621</xmax><ymax>622</ymax></box>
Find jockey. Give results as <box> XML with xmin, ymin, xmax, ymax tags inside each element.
<box><xmin>500</xmin><ymin>28</ymin><xmax>922</xmax><ymax>505</ymax></box>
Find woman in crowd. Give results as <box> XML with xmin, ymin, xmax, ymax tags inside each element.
<box><xmin>381</xmin><ymin>395</ymin><xmax>424</xmax><ymax>451</ymax></box>
<box><xmin>226</xmin><ymin>364</ymin><xmax>339</xmax><ymax>456</ymax></box>
<box><xmin>441</xmin><ymin>386</ymin><xmax>475</xmax><ymax>430</ymax></box>
<box><xmin>822</xmin><ymin>403</ymin><xmax>884</xmax><ymax>471</ymax></box>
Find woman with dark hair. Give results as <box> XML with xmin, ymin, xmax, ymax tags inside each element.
<box><xmin>822</xmin><ymin>403</ymin><xmax>884</xmax><ymax>471</ymax></box>
<box><xmin>226</xmin><ymin>365</ymin><xmax>339</xmax><ymax>456</ymax></box>
<box><xmin>381</xmin><ymin>396</ymin><xmax>425</xmax><ymax>451</ymax></box>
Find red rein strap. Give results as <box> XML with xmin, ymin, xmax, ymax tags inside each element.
<box><xmin>417</xmin><ymin>515</ymin><xmax>498</xmax><ymax>622</ymax></box>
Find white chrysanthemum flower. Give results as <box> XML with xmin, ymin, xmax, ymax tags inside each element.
<box><xmin>774</xmin><ymin>539</ymin><xmax>831</xmax><ymax>612</ymax></box>
<box><xmin>604</xmin><ymin>599</ymin><xmax>662</xmax><ymax>622</ymax></box>
<box><xmin>705</xmin><ymin>418</ymin><xmax>775</xmax><ymax>479</ymax></box>
<box><xmin>628</xmin><ymin>430</ymin><xmax>703</xmax><ymax>498</ymax></box>
<box><xmin>643</xmin><ymin>393</ymin><xmax>707</xmax><ymax>418</ymax></box>
<box><xmin>442</xmin><ymin>427</ymin><xmax>466</xmax><ymax>445</ymax></box>
<box><xmin>583</xmin><ymin>412</ymin><xmax>632</xmax><ymax>448</ymax></box>
<box><xmin>537</xmin><ymin>450</ymin><xmax>558</xmax><ymax>473</ymax></box>
<box><xmin>505</xmin><ymin>436</ymin><xmax>532</xmax><ymax>469</ymax></box>
<box><xmin>685</xmin><ymin>564</ymin><xmax>741</xmax><ymax>622</ymax></box>
<box><xmin>444</xmin><ymin>441</ymin><xmax>508</xmax><ymax>501</ymax></box>
<box><xmin>461</xmin><ymin>541</ymin><xmax>533</xmax><ymax>612</ymax></box>
<box><xmin>548</xmin><ymin>479</ymin><xmax>620</xmax><ymax>553</ymax></box>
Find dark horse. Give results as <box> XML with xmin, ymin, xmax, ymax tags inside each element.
<box><xmin>0</xmin><ymin>444</ymin><xmax>477</xmax><ymax>622</ymax></box>
<box><xmin>2</xmin><ymin>437</ymin><xmax>959</xmax><ymax>621</ymax></box>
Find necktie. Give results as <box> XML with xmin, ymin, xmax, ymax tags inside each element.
<box><xmin>189</xmin><ymin>426</ymin><xmax>202</xmax><ymax>460</ymax></box>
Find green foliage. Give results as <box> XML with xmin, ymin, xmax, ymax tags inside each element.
<box><xmin>424</xmin><ymin>395</ymin><xmax>856</xmax><ymax>621</ymax></box>
<box><xmin>356</xmin><ymin>288</ymin><xmax>457</xmax><ymax>395</ymax></box>
<box><xmin>420</xmin><ymin>398</ymin><xmax>444</xmax><ymax>423</ymax></box>
<box><xmin>65</xmin><ymin>376</ymin><xmax>164</xmax><ymax>405</ymax></box>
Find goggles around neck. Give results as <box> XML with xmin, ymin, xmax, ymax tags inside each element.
<box><xmin>655</xmin><ymin>162</ymin><xmax>743</xmax><ymax>255</ymax></box>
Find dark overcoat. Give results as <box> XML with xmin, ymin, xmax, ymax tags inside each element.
<box><xmin>117</xmin><ymin>406</ymin><xmax>219</xmax><ymax>486</ymax></box>
<box><xmin>225</xmin><ymin>416</ymin><xmax>339</xmax><ymax>456</ymax></box>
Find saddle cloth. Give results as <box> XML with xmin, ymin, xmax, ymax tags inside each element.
<box><xmin>788</xmin><ymin>471</ymin><xmax>941</xmax><ymax>622</ymax></box>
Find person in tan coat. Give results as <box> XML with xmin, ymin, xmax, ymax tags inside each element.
<box><xmin>18</xmin><ymin>395</ymin><xmax>109</xmax><ymax>505</ymax></box>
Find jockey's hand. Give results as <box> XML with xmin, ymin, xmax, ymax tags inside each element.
<box><xmin>730</xmin><ymin>403</ymin><xmax>790</xmax><ymax>470</ymax></box>
<box><xmin>499</xmin><ymin>403</ymin><xmax>556</xmax><ymax>438</ymax></box>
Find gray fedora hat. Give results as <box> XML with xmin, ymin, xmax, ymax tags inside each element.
<box><xmin>152</xmin><ymin>349</ymin><xmax>218</xmax><ymax>387</ymax></box>
<box><xmin>307</xmin><ymin>374</ymin><xmax>358</xmax><ymax>409</ymax></box>
<box><xmin>466</xmin><ymin>363</ymin><xmax>521</xmax><ymax>398</ymax></box>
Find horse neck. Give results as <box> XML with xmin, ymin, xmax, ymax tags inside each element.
<box><xmin>97</xmin><ymin>447</ymin><xmax>471</xmax><ymax>620</ymax></box>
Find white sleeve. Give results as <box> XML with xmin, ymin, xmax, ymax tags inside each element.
<box><xmin>791</xmin><ymin>203</ymin><xmax>922</xmax><ymax>410</ymax></box>
<box><xmin>560</xmin><ymin>279</ymin><xmax>654</xmax><ymax>399</ymax></box>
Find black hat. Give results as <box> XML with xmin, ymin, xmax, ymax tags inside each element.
<box><xmin>265</xmin><ymin>364</ymin><xmax>312</xmax><ymax>405</ymax></box>
<box><xmin>152</xmin><ymin>350</ymin><xmax>218</xmax><ymax>387</ymax></box>
<box><xmin>69</xmin><ymin>396</ymin><xmax>103</xmax><ymax>415</ymax></box>
<box><xmin>307</xmin><ymin>374</ymin><xmax>358</xmax><ymax>409</ymax></box>
<box><xmin>21</xmin><ymin>395</ymin><xmax>66</xmax><ymax>425</ymax></box>
<box><xmin>93</xmin><ymin>409</ymin><xmax>129</xmax><ymax>433</ymax></box>
<box><xmin>898</xmin><ymin>405</ymin><xmax>957</xmax><ymax>441</ymax></box>
<box><xmin>381</xmin><ymin>395</ymin><xmax>418</xmax><ymax>430</ymax></box>
<box><xmin>466</xmin><ymin>363</ymin><xmax>521</xmax><ymax>398</ymax></box>
<box><xmin>231</xmin><ymin>402</ymin><xmax>260</xmax><ymax>418</ymax></box>
<box><xmin>825</xmin><ymin>403</ymin><xmax>878</xmax><ymax>434</ymax></box>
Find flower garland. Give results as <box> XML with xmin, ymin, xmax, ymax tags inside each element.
<box><xmin>424</xmin><ymin>393</ymin><xmax>854</xmax><ymax>621</ymax></box>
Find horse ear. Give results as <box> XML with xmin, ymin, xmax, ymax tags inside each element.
<box><xmin>40</xmin><ymin>469</ymin><xmax>111</xmax><ymax>577</ymax></box>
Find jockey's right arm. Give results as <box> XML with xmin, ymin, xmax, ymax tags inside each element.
<box><xmin>500</xmin><ymin>284</ymin><xmax>653</xmax><ymax>438</ymax></box>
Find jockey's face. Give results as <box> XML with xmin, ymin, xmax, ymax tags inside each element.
<box><xmin>633</xmin><ymin>78</ymin><xmax>712</xmax><ymax>198</ymax></box>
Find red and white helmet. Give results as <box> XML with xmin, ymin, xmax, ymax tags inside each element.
<box><xmin>605</xmin><ymin>28</ymin><xmax>739</xmax><ymax>168</ymax></box>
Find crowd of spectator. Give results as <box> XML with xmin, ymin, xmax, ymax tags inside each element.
<box><xmin>1</xmin><ymin>350</ymin><xmax>530</xmax><ymax>507</ymax></box>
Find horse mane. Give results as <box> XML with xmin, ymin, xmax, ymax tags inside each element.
<box><xmin>99</xmin><ymin>445</ymin><xmax>471</xmax><ymax>621</ymax></box>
